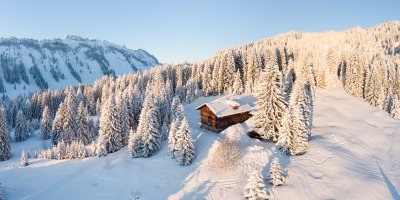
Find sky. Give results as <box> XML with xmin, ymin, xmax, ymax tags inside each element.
<box><xmin>0</xmin><ymin>0</ymin><xmax>399</xmax><ymax>63</ymax></box>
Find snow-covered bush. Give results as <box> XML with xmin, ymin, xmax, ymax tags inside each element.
<box><xmin>20</xmin><ymin>149</ymin><xmax>29</xmax><ymax>167</ymax></box>
<box><xmin>65</xmin><ymin>140</ymin><xmax>87</xmax><ymax>159</ymax></box>
<box><xmin>0</xmin><ymin>182</ymin><xmax>4</xmax><ymax>200</ymax></box>
<box><xmin>36</xmin><ymin>148</ymin><xmax>55</xmax><ymax>159</ymax></box>
<box><xmin>267</xmin><ymin>157</ymin><xmax>286</xmax><ymax>186</ymax></box>
<box><xmin>36</xmin><ymin>140</ymin><xmax>88</xmax><ymax>160</ymax></box>
<box><xmin>243</xmin><ymin>171</ymin><xmax>270</xmax><ymax>200</ymax></box>
<box><xmin>209</xmin><ymin>136</ymin><xmax>241</xmax><ymax>171</ymax></box>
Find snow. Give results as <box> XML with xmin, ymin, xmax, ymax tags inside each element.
<box><xmin>0</xmin><ymin>36</ymin><xmax>160</xmax><ymax>98</ymax></box>
<box><xmin>195</xmin><ymin>96</ymin><xmax>255</xmax><ymax>118</ymax></box>
<box><xmin>0</xmin><ymin>88</ymin><xmax>400</xmax><ymax>199</ymax></box>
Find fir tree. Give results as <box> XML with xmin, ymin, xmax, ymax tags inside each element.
<box><xmin>15</xmin><ymin>110</ymin><xmax>29</xmax><ymax>142</ymax></box>
<box><xmin>232</xmin><ymin>69</ymin><xmax>244</xmax><ymax>95</ymax></box>
<box><xmin>62</xmin><ymin>93</ymin><xmax>78</xmax><ymax>144</ymax></box>
<box><xmin>202</xmin><ymin>63</ymin><xmax>213</xmax><ymax>96</ymax></box>
<box><xmin>160</xmin><ymin>114</ymin><xmax>169</xmax><ymax>141</ymax></box>
<box><xmin>52</xmin><ymin>102</ymin><xmax>65</xmax><ymax>145</ymax></box>
<box><xmin>391</xmin><ymin>96</ymin><xmax>400</xmax><ymax>119</ymax></box>
<box><xmin>129</xmin><ymin>86</ymin><xmax>162</xmax><ymax>158</ymax></box>
<box><xmin>268</xmin><ymin>157</ymin><xmax>286</xmax><ymax>186</ymax></box>
<box><xmin>76</xmin><ymin>102</ymin><xmax>93</xmax><ymax>145</ymax></box>
<box><xmin>117</xmin><ymin>93</ymin><xmax>130</xmax><ymax>145</ymax></box>
<box><xmin>168</xmin><ymin>97</ymin><xmax>185</xmax><ymax>157</ymax></box>
<box><xmin>276</xmin><ymin>83</ymin><xmax>310</xmax><ymax>155</ymax></box>
<box><xmin>174</xmin><ymin>117</ymin><xmax>195</xmax><ymax>166</ymax></box>
<box><xmin>243</xmin><ymin>171</ymin><xmax>269</xmax><ymax>200</ymax></box>
<box><xmin>168</xmin><ymin>120</ymin><xmax>179</xmax><ymax>157</ymax></box>
<box><xmin>96</xmin><ymin>96</ymin><xmax>124</xmax><ymax>155</ymax></box>
<box><xmin>41</xmin><ymin>106</ymin><xmax>52</xmax><ymax>140</ymax></box>
<box><xmin>140</xmin><ymin>107</ymin><xmax>161</xmax><ymax>157</ymax></box>
<box><xmin>20</xmin><ymin>149</ymin><xmax>29</xmax><ymax>167</ymax></box>
<box><xmin>254</xmin><ymin>65</ymin><xmax>287</xmax><ymax>141</ymax></box>
<box><xmin>128</xmin><ymin>129</ymin><xmax>143</xmax><ymax>158</ymax></box>
<box><xmin>0</xmin><ymin>107</ymin><xmax>11</xmax><ymax>161</ymax></box>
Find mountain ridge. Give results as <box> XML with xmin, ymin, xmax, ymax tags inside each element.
<box><xmin>0</xmin><ymin>35</ymin><xmax>160</xmax><ymax>97</ymax></box>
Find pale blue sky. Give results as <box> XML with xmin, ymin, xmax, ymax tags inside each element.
<box><xmin>0</xmin><ymin>0</ymin><xmax>399</xmax><ymax>63</ymax></box>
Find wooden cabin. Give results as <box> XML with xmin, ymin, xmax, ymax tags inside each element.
<box><xmin>195</xmin><ymin>99</ymin><xmax>253</xmax><ymax>132</ymax></box>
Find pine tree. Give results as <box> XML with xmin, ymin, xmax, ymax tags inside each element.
<box><xmin>174</xmin><ymin>117</ymin><xmax>195</xmax><ymax>166</ymax></box>
<box><xmin>140</xmin><ymin>107</ymin><xmax>161</xmax><ymax>157</ymax></box>
<box><xmin>129</xmin><ymin>85</ymin><xmax>162</xmax><ymax>158</ymax></box>
<box><xmin>391</xmin><ymin>96</ymin><xmax>400</xmax><ymax>119</ymax></box>
<box><xmin>243</xmin><ymin>171</ymin><xmax>269</xmax><ymax>200</ymax></box>
<box><xmin>202</xmin><ymin>63</ymin><xmax>213</xmax><ymax>96</ymax></box>
<box><xmin>168</xmin><ymin>120</ymin><xmax>179</xmax><ymax>157</ymax></box>
<box><xmin>52</xmin><ymin>102</ymin><xmax>65</xmax><ymax>145</ymax></box>
<box><xmin>276</xmin><ymin>83</ymin><xmax>310</xmax><ymax>155</ymax></box>
<box><xmin>128</xmin><ymin>129</ymin><xmax>143</xmax><ymax>158</ymax></box>
<box><xmin>117</xmin><ymin>93</ymin><xmax>130</xmax><ymax>145</ymax></box>
<box><xmin>232</xmin><ymin>69</ymin><xmax>244</xmax><ymax>95</ymax></box>
<box><xmin>344</xmin><ymin>51</ymin><xmax>364</xmax><ymax>97</ymax></box>
<box><xmin>62</xmin><ymin>93</ymin><xmax>78</xmax><ymax>144</ymax></box>
<box><xmin>168</xmin><ymin>96</ymin><xmax>185</xmax><ymax>157</ymax></box>
<box><xmin>0</xmin><ymin>107</ymin><xmax>10</xmax><ymax>161</ymax></box>
<box><xmin>41</xmin><ymin>106</ymin><xmax>52</xmax><ymax>140</ymax></box>
<box><xmin>55</xmin><ymin>140</ymin><xmax>66</xmax><ymax>160</ymax></box>
<box><xmin>160</xmin><ymin>114</ymin><xmax>169</xmax><ymax>141</ymax></box>
<box><xmin>268</xmin><ymin>157</ymin><xmax>286</xmax><ymax>186</ymax></box>
<box><xmin>254</xmin><ymin>65</ymin><xmax>287</xmax><ymax>141</ymax></box>
<box><xmin>364</xmin><ymin>66</ymin><xmax>382</xmax><ymax>107</ymax></box>
<box><xmin>76</xmin><ymin>102</ymin><xmax>93</xmax><ymax>145</ymax></box>
<box><xmin>15</xmin><ymin>110</ymin><xmax>29</xmax><ymax>142</ymax></box>
<box><xmin>96</xmin><ymin>96</ymin><xmax>124</xmax><ymax>155</ymax></box>
<box><xmin>20</xmin><ymin>149</ymin><xmax>29</xmax><ymax>167</ymax></box>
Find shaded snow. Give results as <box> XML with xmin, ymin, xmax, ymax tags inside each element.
<box><xmin>0</xmin><ymin>89</ymin><xmax>399</xmax><ymax>199</ymax></box>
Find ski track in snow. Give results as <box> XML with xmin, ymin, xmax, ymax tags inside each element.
<box><xmin>0</xmin><ymin>88</ymin><xmax>400</xmax><ymax>199</ymax></box>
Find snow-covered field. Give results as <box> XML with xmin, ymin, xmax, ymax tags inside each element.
<box><xmin>0</xmin><ymin>88</ymin><xmax>399</xmax><ymax>199</ymax></box>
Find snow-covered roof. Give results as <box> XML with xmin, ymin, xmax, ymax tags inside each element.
<box><xmin>196</xmin><ymin>99</ymin><xmax>253</xmax><ymax>118</ymax></box>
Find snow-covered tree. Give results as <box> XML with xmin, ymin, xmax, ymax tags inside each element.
<box><xmin>15</xmin><ymin>110</ymin><xmax>29</xmax><ymax>142</ymax></box>
<box><xmin>391</xmin><ymin>96</ymin><xmax>400</xmax><ymax>119</ymax></box>
<box><xmin>51</xmin><ymin>102</ymin><xmax>65</xmax><ymax>145</ymax></box>
<box><xmin>140</xmin><ymin>107</ymin><xmax>161</xmax><ymax>157</ymax></box>
<box><xmin>276</xmin><ymin>83</ymin><xmax>310</xmax><ymax>155</ymax></box>
<box><xmin>20</xmin><ymin>149</ymin><xmax>29</xmax><ymax>167</ymax></box>
<box><xmin>96</xmin><ymin>96</ymin><xmax>124</xmax><ymax>156</ymax></box>
<box><xmin>76</xmin><ymin>102</ymin><xmax>93</xmax><ymax>145</ymax></box>
<box><xmin>344</xmin><ymin>51</ymin><xmax>364</xmax><ymax>97</ymax></box>
<box><xmin>232</xmin><ymin>69</ymin><xmax>244</xmax><ymax>95</ymax></box>
<box><xmin>62</xmin><ymin>93</ymin><xmax>78</xmax><ymax>144</ymax></box>
<box><xmin>254</xmin><ymin>65</ymin><xmax>287</xmax><ymax>141</ymax></box>
<box><xmin>160</xmin><ymin>114</ymin><xmax>169</xmax><ymax>141</ymax></box>
<box><xmin>0</xmin><ymin>107</ymin><xmax>11</xmax><ymax>161</ymax></box>
<box><xmin>202</xmin><ymin>63</ymin><xmax>213</xmax><ymax>96</ymax></box>
<box><xmin>168</xmin><ymin>96</ymin><xmax>185</xmax><ymax>157</ymax></box>
<box><xmin>268</xmin><ymin>157</ymin><xmax>286</xmax><ymax>186</ymax></box>
<box><xmin>41</xmin><ymin>106</ymin><xmax>52</xmax><ymax>140</ymax></box>
<box><xmin>174</xmin><ymin>117</ymin><xmax>195</xmax><ymax>166</ymax></box>
<box><xmin>128</xmin><ymin>129</ymin><xmax>143</xmax><ymax>158</ymax></box>
<box><xmin>117</xmin><ymin>93</ymin><xmax>130</xmax><ymax>145</ymax></box>
<box><xmin>128</xmin><ymin>87</ymin><xmax>161</xmax><ymax>158</ymax></box>
<box><xmin>55</xmin><ymin>140</ymin><xmax>66</xmax><ymax>160</ymax></box>
<box><xmin>243</xmin><ymin>171</ymin><xmax>269</xmax><ymax>200</ymax></box>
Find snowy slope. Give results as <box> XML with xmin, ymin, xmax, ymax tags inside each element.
<box><xmin>0</xmin><ymin>36</ymin><xmax>159</xmax><ymax>97</ymax></box>
<box><xmin>0</xmin><ymin>88</ymin><xmax>399</xmax><ymax>199</ymax></box>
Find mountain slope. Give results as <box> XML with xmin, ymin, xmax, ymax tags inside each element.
<box><xmin>0</xmin><ymin>35</ymin><xmax>159</xmax><ymax>97</ymax></box>
<box><xmin>0</xmin><ymin>88</ymin><xmax>399</xmax><ymax>199</ymax></box>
